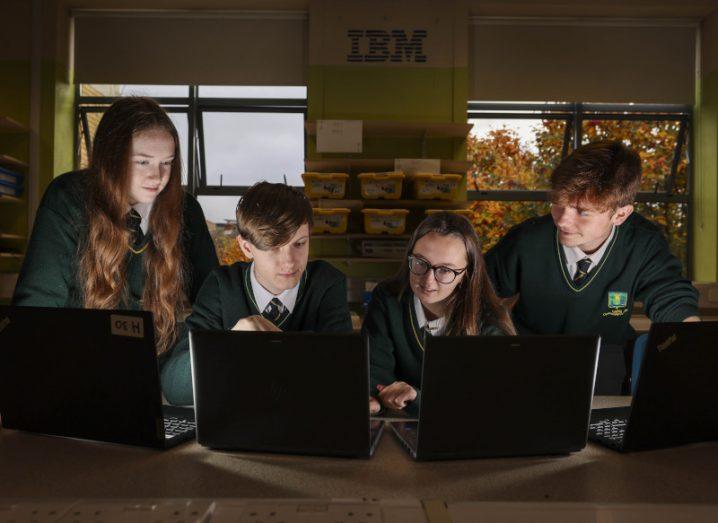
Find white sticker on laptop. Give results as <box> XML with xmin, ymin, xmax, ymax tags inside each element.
<box><xmin>110</xmin><ymin>314</ymin><xmax>144</xmax><ymax>338</ymax></box>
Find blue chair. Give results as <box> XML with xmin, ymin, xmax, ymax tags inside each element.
<box><xmin>631</xmin><ymin>333</ymin><xmax>649</xmax><ymax>396</ymax></box>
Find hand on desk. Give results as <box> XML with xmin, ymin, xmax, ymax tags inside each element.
<box><xmin>232</xmin><ymin>315</ymin><xmax>281</xmax><ymax>332</ymax></box>
<box><xmin>376</xmin><ymin>382</ymin><xmax>417</xmax><ymax>411</ymax></box>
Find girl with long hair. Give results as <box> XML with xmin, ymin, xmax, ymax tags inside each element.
<box><xmin>13</xmin><ymin>97</ymin><xmax>218</xmax><ymax>355</ymax></box>
<box><xmin>362</xmin><ymin>212</ymin><xmax>515</xmax><ymax>414</ymax></box>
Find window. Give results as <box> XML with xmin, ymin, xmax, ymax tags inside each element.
<box><xmin>467</xmin><ymin>102</ymin><xmax>691</xmax><ymax>274</ymax></box>
<box><xmin>76</xmin><ymin>84</ymin><xmax>307</xmax><ymax>264</ymax></box>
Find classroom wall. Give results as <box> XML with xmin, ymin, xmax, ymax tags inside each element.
<box><xmin>694</xmin><ymin>10</ymin><xmax>718</xmax><ymax>281</ymax></box>
<box><xmin>470</xmin><ymin>19</ymin><xmax>697</xmax><ymax>103</ymax></box>
<box><xmin>18</xmin><ymin>0</ymin><xmax>718</xmax><ymax>280</ymax></box>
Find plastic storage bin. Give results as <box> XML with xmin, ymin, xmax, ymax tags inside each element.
<box><xmin>312</xmin><ymin>208</ymin><xmax>350</xmax><ymax>234</ymax></box>
<box><xmin>301</xmin><ymin>172</ymin><xmax>349</xmax><ymax>199</ymax></box>
<box><xmin>412</xmin><ymin>173</ymin><xmax>462</xmax><ymax>200</ymax></box>
<box><xmin>358</xmin><ymin>172</ymin><xmax>404</xmax><ymax>200</ymax></box>
<box><xmin>361</xmin><ymin>209</ymin><xmax>410</xmax><ymax>235</ymax></box>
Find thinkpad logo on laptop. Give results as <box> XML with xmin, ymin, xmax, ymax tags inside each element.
<box><xmin>657</xmin><ymin>334</ymin><xmax>677</xmax><ymax>352</ymax></box>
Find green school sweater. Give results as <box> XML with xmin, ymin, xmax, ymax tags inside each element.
<box><xmin>13</xmin><ymin>170</ymin><xmax>218</xmax><ymax>309</ymax></box>
<box><xmin>160</xmin><ymin>260</ymin><xmax>353</xmax><ymax>405</ymax></box>
<box><xmin>484</xmin><ymin>213</ymin><xmax>699</xmax><ymax>346</ymax></box>
<box><xmin>361</xmin><ymin>282</ymin><xmax>505</xmax><ymax>415</ymax></box>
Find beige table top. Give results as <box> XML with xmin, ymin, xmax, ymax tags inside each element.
<box><xmin>1</xmin><ymin>396</ymin><xmax>717</xmax><ymax>502</ymax></box>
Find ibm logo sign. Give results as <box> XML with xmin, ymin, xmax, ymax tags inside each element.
<box><xmin>347</xmin><ymin>29</ymin><xmax>428</xmax><ymax>63</ymax></box>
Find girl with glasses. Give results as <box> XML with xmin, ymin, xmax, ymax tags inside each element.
<box><xmin>362</xmin><ymin>212</ymin><xmax>515</xmax><ymax>415</ymax></box>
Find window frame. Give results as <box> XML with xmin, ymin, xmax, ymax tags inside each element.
<box><xmin>75</xmin><ymin>85</ymin><xmax>308</xmax><ymax>197</ymax></box>
<box><xmin>466</xmin><ymin>101</ymin><xmax>692</xmax><ymax>274</ymax></box>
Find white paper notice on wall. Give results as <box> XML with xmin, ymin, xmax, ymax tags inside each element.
<box><xmin>316</xmin><ymin>120</ymin><xmax>363</xmax><ymax>153</ymax></box>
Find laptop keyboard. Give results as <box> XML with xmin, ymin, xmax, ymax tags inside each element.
<box><xmin>588</xmin><ymin>417</ymin><xmax>627</xmax><ymax>448</ymax></box>
<box><xmin>164</xmin><ymin>415</ymin><xmax>196</xmax><ymax>439</ymax></box>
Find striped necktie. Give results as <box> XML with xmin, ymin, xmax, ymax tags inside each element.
<box><xmin>262</xmin><ymin>297</ymin><xmax>290</xmax><ymax>326</ymax></box>
<box><xmin>126</xmin><ymin>208</ymin><xmax>145</xmax><ymax>250</ymax></box>
<box><xmin>573</xmin><ymin>257</ymin><xmax>592</xmax><ymax>286</ymax></box>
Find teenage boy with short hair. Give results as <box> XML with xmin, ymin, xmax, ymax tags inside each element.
<box><xmin>485</xmin><ymin>141</ymin><xmax>699</xmax><ymax>391</ymax></box>
<box><xmin>160</xmin><ymin>182</ymin><xmax>353</xmax><ymax>405</ymax></box>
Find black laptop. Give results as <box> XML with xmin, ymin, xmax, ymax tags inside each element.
<box><xmin>589</xmin><ymin>321</ymin><xmax>718</xmax><ymax>452</ymax></box>
<box><xmin>0</xmin><ymin>305</ymin><xmax>195</xmax><ymax>449</ymax></box>
<box><xmin>389</xmin><ymin>335</ymin><xmax>600</xmax><ymax>460</ymax></box>
<box><xmin>190</xmin><ymin>330</ymin><xmax>383</xmax><ymax>458</ymax></box>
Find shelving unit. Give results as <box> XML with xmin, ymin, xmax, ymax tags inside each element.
<box><xmin>0</xmin><ymin>114</ymin><xmax>29</xmax><ymax>302</ymax></box>
<box><xmin>305</xmin><ymin>120</ymin><xmax>472</xmax><ymax>139</ymax></box>
<box><xmin>305</xmin><ymin>119</ymin><xmax>473</xmax><ymax>303</ymax></box>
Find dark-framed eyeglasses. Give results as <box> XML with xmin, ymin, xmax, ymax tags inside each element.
<box><xmin>408</xmin><ymin>255</ymin><xmax>467</xmax><ymax>284</ymax></box>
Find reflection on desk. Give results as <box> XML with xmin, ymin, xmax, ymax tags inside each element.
<box><xmin>1</xmin><ymin>397</ymin><xmax>718</xmax><ymax>503</ymax></box>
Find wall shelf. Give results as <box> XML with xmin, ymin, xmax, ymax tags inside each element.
<box><xmin>0</xmin><ymin>195</ymin><xmax>24</xmax><ymax>205</ymax></box>
<box><xmin>317</xmin><ymin>256</ymin><xmax>402</xmax><ymax>264</ymax></box>
<box><xmin>311</xmin><ymin>199</ymin><xmax>469</xmax><ymax>210</ymax></box>
<box><xmin>305</xmin><ymin>120</ymin><xmax>472</xmax><ymax>139</ymax></box>
<box><xmin>0</xmin><ymin>233</ymin><xmax>25</xmax><ymax>242</ymax></box>
<box><xmin>0</xmin><ymin>154</ymin><xmax>27</xmax><ymax>170</ymax></box>
<box><xmin>312</xmin><ymin>233</ymin><xmax>411</xmax><ymax>240</ymax></box>
<box><xmin>0</xmin><ymin>116</ymin><xmax>28</xmax><ymax>133</ymax></box>
<box><xmin>304</xmin><ymin>158</ymin><xmax>471</xmax><ymax>174</ymax></box>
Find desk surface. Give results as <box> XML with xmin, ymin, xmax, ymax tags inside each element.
<box><xmin>2</xmin><ymin>397</ymin><xmax>717</xmax><ymax>502</ymax></box>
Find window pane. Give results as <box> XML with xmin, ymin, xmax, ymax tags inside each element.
<box><xmin>470</xmin><ymin>200</ymin><xmax>551</xmax><ymax>252</ymax></box>
<box><xmin>582</xmin><ymin>119</ymin><xmax>688</xmax><ymax>194</ymax></box>
<box><xmin>77</xmin><ymin>111</ymin><xmax>104</xmax><ymax>169</ymax></box>
<box><xmin>634</xmin><ymin>202</ymin><xmax>688</xmax><ymax>275</ymax></box>
<box><xmin>468</xmin><ymin>119</ymin><xmax>567</xmax><ymax>191</ymax></box>
<box><xmin>167</xmin><ymin>113</ymin><xmax>189</xmax><ymax>186</ymax></box>
<box><xmin>197</xmin><ymin>196</ymin><xmax>249</xmax><ymax>265</ymax></box>
<box><xmin>199</xmin><ymin>85</ymin><xmax>307</xmax><ymax>98</ymax></box>
<box><xmin>202</xmin><ymin>112</ymin><xmax>305</xmax><ymax>186</ymax></box>
<box><xmin>80</xmin><ymin>84</ymin><xmax>189</xmax><ymax>97</ymax></box>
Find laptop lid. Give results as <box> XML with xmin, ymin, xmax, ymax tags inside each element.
<box><xmin>623</xmin><ymin>321</ymin><xmax>718</xmax><ymax>451</ymax></box>
<box><xmin>413</xmin><ymin>335</ymin><xmax>600</xmax><ymax>460</ymax></box>
<box><xmin>190</xmin><ymin>330</ymin><xmax>374</xmax><ymax>457</ymax></box>
<box><xmin>0</xmin><ymin>305</ymin><xmax>168</xmax><ymax>448</ymax></box>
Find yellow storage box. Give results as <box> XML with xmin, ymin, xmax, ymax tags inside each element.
<box><xmin>412</xmin><ymin>173</ymin><xmax>462</xmax><ymax>200</ymax></box>
<box><xmin>361</xmin><ymin>209</ymin><xmax>410</xmax><ymax>235</ymax></box>
<box><xmin>302</xmin><ymin>172</ymin><xmax>349</xmax><ymax>199</ymax></box>
<box><xmin>312</xmin><ymin>208</ymin><xmax>350</xmax><ymax>234</ymax></box>
<box><xmin>358</xmin><ymin>172</ymin><xmax>405</xmax><ymax>199</ymax></box>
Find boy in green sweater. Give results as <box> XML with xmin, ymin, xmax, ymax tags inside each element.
<box><xmin>160</xmin><ymin>182</ymin><xmax>353</xmax><ymax>405</ymax></box>
<box><xmin>485</xmin><ymin>141</ymin><xmax>699</xmax><ymax>392</ymax></box>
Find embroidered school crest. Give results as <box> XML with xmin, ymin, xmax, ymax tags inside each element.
<box><xmin>603</xmin><ymin>291</ymin><xmax>629</xmax><ymax>317</ymax></box>
<box><xmin>608</xmin><ymin>291</ymin><xmax>628</xmax><ymax>308</ymax></box>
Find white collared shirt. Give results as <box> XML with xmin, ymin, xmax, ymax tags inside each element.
<box><xmin>413</xmin><ymin>294</ymin><xmax>447</xmax><ymax>336</ymax></box>
<box><xmin>563</xmin><ymin>226</ymin><xmax>616</xmax><ymax>278</ymax></box>
<box><xmin>250</xmin><ymin>262</ymin><xmax>300</xmax><ymax>315</ymax></box>
<box><xmin>131</xmin><ymin>202</ymin><xmax>153</xmax><ymax>235</ymax></box>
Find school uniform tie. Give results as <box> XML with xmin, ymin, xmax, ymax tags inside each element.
<box><xmin>262</xmin><ymin>297</ymin><xmax>290</xmax><ymax>326</ymax></box>
<box><xmin>126</xmin><ymin>208</ymin><xmax>145</xmax><ymax>250</ymax></box>
<box><xmin>573</xmin><ymin>257</ymin><xmax>592</xmax><ymax>286</ymax></box>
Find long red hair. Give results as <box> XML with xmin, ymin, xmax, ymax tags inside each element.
<box><xmin>80</xmin><ymin>97</ymin><xmax>186</xmax><ymax>353</ymax></box>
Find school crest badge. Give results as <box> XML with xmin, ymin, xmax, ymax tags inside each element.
<box><xmin>603</xmin><ymin>291</ymin><xmax>629</xmax><ymax>317</ymax></box>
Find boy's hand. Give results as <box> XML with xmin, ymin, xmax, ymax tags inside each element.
<box><xmin>232</xmin><ymin>315</ymin><xmax>281</xmax><ymax>332</ymax></box>
<box><xmin>376</xmin><ymin>382</ymin><xmax>417</xmax><ymax>410</ymax></box>
<box><xmin>369</xmin><ymin>396</ymin><xmax>381</xmax><ymax>414</ymax></box>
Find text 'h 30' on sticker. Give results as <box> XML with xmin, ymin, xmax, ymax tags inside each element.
<box><xmin>110</xmin><ymin>314</ymin><xmax>144</xmax><ymax>338</ymax></box>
